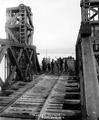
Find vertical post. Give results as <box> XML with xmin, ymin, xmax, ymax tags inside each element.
<box><xmin>4</xmin><ymin>54</ymin><xmax>6</xmax><ymax>81</ymax></box>
<box><xmin>81</xmin><ymin>37</ymin><xmax>99</xmax><ymax>120</ymax></box>
<box><xmin>81</xmin><ymin>0</ymin><xmax>89</xmax><ymax>23</ymax></box>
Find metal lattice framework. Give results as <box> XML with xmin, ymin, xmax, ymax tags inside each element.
<box><xmin>0</xmin><ymin>4</ymin><xmax>40</xmax><ymax>91</ymax></box>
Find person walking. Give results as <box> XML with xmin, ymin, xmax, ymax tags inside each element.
<box><xmin>51</xmin><ymin>59</ymin><xmax>54</xmax><ymax>73</ymax></box>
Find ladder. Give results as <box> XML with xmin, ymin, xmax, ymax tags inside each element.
<box><xmin>19</xmin><ymin>4</ymin><xmax>27</xmax><ymax>43</ymax></box>
<box><xmin>19</xmin><ymin>4</ymin><xmax>28</xmax><ymax>80</ymax></box>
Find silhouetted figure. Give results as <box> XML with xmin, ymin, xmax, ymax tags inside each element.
<box><xmin>59</xmin><ymin>57</ymin><xmax>63</xmax><ymax>73</ymax></box>
<box><xmin>65</xmin><ymin>58</ymin><xmax>68</xmax><ymax>73</ymax></box>
<box><xmin>63</xmin><ymin>58</ymin><xmax>65</xmax><ymax>73</ymax></box>
<box><xmin>47</xmin><ymin>57</ymin><xmax>51</xmax><ymax>72</ymax></box>
<box><xmin>51</xmin><ymin>59</ymin><xmax>54</xmax><ymax>73</ymax></box>
<box><xmin>42</xmin><ymin>58</ymin><xmax>47</xmax><ymax>72</ymax></box>
<box><xmin>56</xmin><ymin>60</ymin><xmax>59</xmax><ymax>73</ymax></box>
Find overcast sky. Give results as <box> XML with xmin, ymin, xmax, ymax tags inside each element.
<box><xmin>0</xmin><ymin>0</ymin><xmax>81</xmax><ymax>58</ymax></box>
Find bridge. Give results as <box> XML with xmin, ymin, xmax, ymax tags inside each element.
<box><xmin>0</xmin><ymin>0</ymin><xmax>98</xmax><ymax>120</ymax></box>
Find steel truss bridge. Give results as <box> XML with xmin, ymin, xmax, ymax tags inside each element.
<box><xmin>0</xmin><ymin>1</ymin><xmax>98</xmax><ymax>120</ymax></box>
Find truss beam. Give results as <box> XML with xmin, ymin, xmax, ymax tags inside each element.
<box><xmin>0</xmin><ymin>4</ymin><xmax>40</xmax><ymax>91</ymax></box>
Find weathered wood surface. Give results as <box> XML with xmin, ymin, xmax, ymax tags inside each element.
<box><xmin>0</xmin><ymin>74</ymin><xmax>81</xmax><ymax>120</ymax></box>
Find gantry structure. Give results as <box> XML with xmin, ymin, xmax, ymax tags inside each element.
<box><xmin>76</xmin><ymin>0</ymin><xmax>99</xmax><ymax>119</ymax></box>
<box><xmin>0</xmin><ymin>4</ymin><xmax>40</xmax><ymax>91</ymax></box>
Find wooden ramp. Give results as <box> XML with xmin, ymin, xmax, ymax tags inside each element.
<box><xmin>0</xmin><ymin>74</ymin><xmax>81</xmax><ymax>120</ymax></box>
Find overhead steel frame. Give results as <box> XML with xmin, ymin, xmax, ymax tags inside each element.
<box><xmin>0</xmin><ymin>4</ymin><xmax>40</xmax><ymax>91</ymax></box>
<box><xmin>76</xmin><ymin>0</ymin><xmax>99</xmax><ymax>120</ymax></box>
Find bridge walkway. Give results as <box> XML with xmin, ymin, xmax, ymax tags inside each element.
<box><xmin>0</xmin><ymin>74</ymin><xmax>81</xmax><ymax>120</ymax></box>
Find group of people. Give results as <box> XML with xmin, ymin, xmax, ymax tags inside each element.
<box><xmin>41</xmin><ymin>57</ymin><xmax>72</xmax><ymax>74</ymax></box>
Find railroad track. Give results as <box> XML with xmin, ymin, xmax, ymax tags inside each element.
<box><xmin>0</xmin><ymin>75</ymin><xmax>45</xmax><ymax>112</ymax></box>
<box><xmin>38</xmin><ymin>75</ymin><xmax>81</xmax><ymax>120</ymax></box>
<box><xmin>0</xmin><ymin>74</ymin><xmax>81</xmax><ymax>120</ymax></box>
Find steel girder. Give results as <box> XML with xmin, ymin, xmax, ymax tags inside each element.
<box><xmin>0</xmin><ymin>4</ymin><xmax>40</xmax><ymax>91</ymax></box>
<box><xmin>0</xmin><ymin>40</ymin><xmax>40</xmax><ymax>90</ymax></box>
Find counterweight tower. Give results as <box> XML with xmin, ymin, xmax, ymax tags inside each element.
<box><xmin>0</xmin><ymin>4</ymin><xmax>40</xmax><ymax>91</ymax></box>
